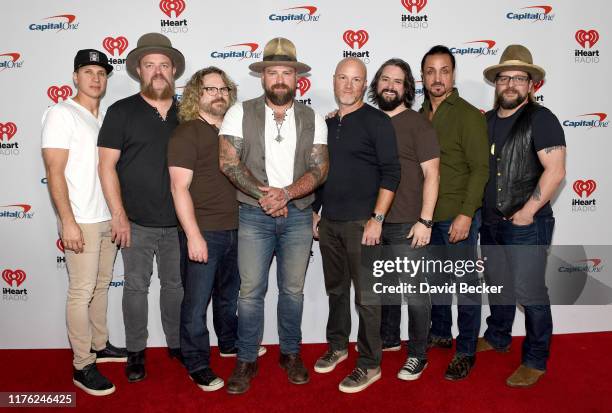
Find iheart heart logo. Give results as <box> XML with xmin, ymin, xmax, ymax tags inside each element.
<box><xmin>575</xmin><ymin>30</ymin><xmax>599</xmax><ymax>48</ymax></box>
<box><xmin>2</xmin><ymin>269</ymin><xmax>26</xmax><ymax>287</ymax></box>
<box><xmin>297</xmin><ymin>77</ymin><xmax>311</xmax><ymax>97</ymax></box>
<box><xmin>47</xmin><ymin>85</ymin><xmax>73</xmax><ymax>103</ymax></box>
<box><xmin>159</xmin><ymin>0</ymin><xmax>186</xmax><ymax>18</ymax></box>
<box><xmin>573</xmin><ymin>179</ymin><xmax>597</xmax><ymax>198</ymax></box>
<box><xmin>533</xmin><ymin>80</ymin><xmax>544</xmax><ymax>93</ymax></box>
<box><xmin>343</xmin><ymin>30</ymin><xmax>369</xmax><ymax>49</ymax></box>
<box><xmin>56</xmin><ymin>238</ymin><xmax>65</xmax><ymax>253</ymax></box>
<box><xmin>401</xmin><ymin>0</ymin><xmax>427</xmax><ymax>13</ymax></box>
<box><xmin>0</xmin><ymin>122</ymin><xmax>17</xmax><ymax>141</ymax></box>
<box><xmin>102</xmin><ymin>36</ymin><xmax>129</xmax><ymax>56</ymax></box>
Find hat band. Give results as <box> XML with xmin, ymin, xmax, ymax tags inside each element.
<box><xmin>263</xmin><ymin>54</ymin><xmax>297</xmax><ymax>63</ymax></box>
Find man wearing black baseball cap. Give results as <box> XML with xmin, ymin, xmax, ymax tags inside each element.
<box><xmin>43</xmin><ymin>48</ymin><xmax>127</xmax><ymax>396</ymax></box>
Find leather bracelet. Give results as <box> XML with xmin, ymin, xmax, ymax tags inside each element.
<box><xmin>417</xmin><ymin>217</ymin><xmax>433</xmax><ymax>228</ymax></box>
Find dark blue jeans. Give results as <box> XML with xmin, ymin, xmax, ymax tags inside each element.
<box><xmin>429</xmin><ymin>210</ymin><xmax>481</xmax><ymax>356</ymax></box>
<box><xmin>179</xmin><ymin>229</ymin><xmax>239</xmax><ymax>373</ymax></box>
<box><xmin>236</xmin><ymin>203</ymin><xmax>313</xmax><ymax>362</ymax></box>
<box><xmin>480</xmin><ymin>216</ymin><xmax>554</xmax><ymax>371</ymax></box>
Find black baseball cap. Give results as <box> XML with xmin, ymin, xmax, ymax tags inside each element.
<box><xmin>74</xmin><ymin>49</ymin><xmax>113</xmax><ymax>74</ymax></box>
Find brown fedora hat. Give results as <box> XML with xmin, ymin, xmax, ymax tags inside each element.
<box><xmin>248</xmin><ymin>37</ymin><xmax>311</xmax><ymax>74</ymax></box>
<box><xmin>483</xmin><ymin>44</ymin><xmax>545</xmax><ymax>83</ymax></box>
<box><xmin>126</xmin><ymin>33</ymin><xmax>185</xmax><ymax>81</ymax></box>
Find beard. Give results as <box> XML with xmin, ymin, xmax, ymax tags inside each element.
<box><xmin>141</xmin><ymin>74</ymin><xmax>175</xmax><ymax>100</ymax></box>
<box><xmin>264</xmin><ymin>83</ymin><xmax>295</xmax><ymax>106</ymax></box>
<box><xmin>377</xmin><ymin>89</ymin><xmax>403</xmax><ymax>111</ymax></box>
<box><xmin>202</xmin><ymin>98</ymin><xmax>229</xmax><ymax>117</ymax></box>
<box><xmin>497</xmin><ymin>88</ymin><xmax>528</xmax><ymax>110</ymax></box>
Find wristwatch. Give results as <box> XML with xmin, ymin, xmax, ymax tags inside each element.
<box><xmin>371</xmin><ymin>212</ymin><xmax>385</xmax><ymax>223</ymax></box>
<box><xmin>417</xmin><ymin>217</ymin><xmax>434</xmax><ymax>228</ymax></box>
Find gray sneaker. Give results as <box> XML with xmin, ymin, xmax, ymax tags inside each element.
<box><xmin>338</xmin><ymin>366</ymin><xmax>381</xmax><ymax>393</ymax></box>
<box><xmin>314</xmin><ymin>348</ymin><xmax>348</xmax><ymax>373</ymax></box>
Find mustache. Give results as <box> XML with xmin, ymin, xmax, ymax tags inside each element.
<box><xmin>211</xmin><ymin>98</ymin><xmax>226</xmax><ymax>105</ymax></box>
<box><xmin>431</xmin><ymin>82</ymin><xmax>445</xmax><ymax>88</ymax></box>
<box><xmin>381</xmin><ymin>89</ymin><xmax>398</xmax><ymax>96</ymax></box>
<box><xmin>272</xmin><ymin>84</ymin><xmax>290</xmax><ymax>91</ymax></box>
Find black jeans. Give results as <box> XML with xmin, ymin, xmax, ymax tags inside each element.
<box><xmin>380</xmin><ymin>222</ymin><xmax>431</xmax><ymax>361</ymax></box>
<box><xmin>319</xmin><ymin>218</ymin><xmax>382</xmax><ymax>369</ymax></box>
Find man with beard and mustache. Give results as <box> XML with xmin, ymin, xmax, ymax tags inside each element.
<box><xmin>97</xmin><ymin>33</ymin><xmax>185</xmax><ymax>383</ymax></box>
<box><xmin>420</xmin><ymin>45</ymin><xmax>489</xmax><ymax>381</ymax></box>
<box><xmin>478</xmin><ymin>45</ymin><xmax>565</xmax><ymax>388</ymax></box>
<box><xmin>367</xmin><ymin>58</ymin><xmax>440</xmax><ymax>381</ymax></box>
<box><xmin>218</xmin><ymin>38</ymin><xmax>328</xmax><ymax>395</ymax></box>
<box><xmin>167</xmin><ymin>67</ymin><xmax>251</xmax><ymax>392</ymax></box>
<box><xmin>313</xmin><ymin>57</ymin><xmax>400</xmax><ymax>393</ymax></box>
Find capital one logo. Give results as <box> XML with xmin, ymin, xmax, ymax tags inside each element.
<box><xmin>451</xmin><ymin>40</ymin><xmax>498</xmax><ymax>56</ymax></box>
<box><xmin>210</xmin><ymin>43</ymin><xmax>260</xmax><ymax>60</ymax></box>
<box><xmin>102</xmin><ymin>36</ymin><xmax>129</xmax><ymax>56</ymax></box>
<box><xmin>343</xmin><ymin>30</ymin><xmax>369</xmax><ymax>49</ymax></box>
<box><xmin>159</xmin><ymin>0</ymin><xmax>186</xmax><ymax>18</ymax></box>
<box><xmin>297</xmin><ymin>77</ymin><xmax>311</xmax><ymax>97</ymax></box>
<box><xmin>0</xmin><ymin>122</ymin><xmax>17</xmax><ymax>141</ymax></box>
<box><xmin>47</xmin><ymin>85</ymin><xmax>73</xmax><ymax>103</ymax></box>
<box><xmin>573</xmin><ymin>180</ymin><xmax>596</xmax><ymax>198</ymax></box>
<box><xmin>575</xmin><ymin>30</ymin><xmax>599</xmax><ymax>48</ymax></box>
<box><xmin>401</xmin><ymin>0</ymin><xmax>427</xmax><ymax>13</ymax></box>
<box><xmin>2</xmin><ymin>269</ymin><xmax>26</xmax><ymax>287</ymax></box>
<box><xmin>0</xmin><ymin>53</ymin><xmax>23</xmax><ymax>71</ymax></box>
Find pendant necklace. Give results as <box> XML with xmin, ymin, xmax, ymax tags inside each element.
<box><xmin>273</xmin><ymin>109</ymin><xmax>288</xmax><ymax>143</ymax></box>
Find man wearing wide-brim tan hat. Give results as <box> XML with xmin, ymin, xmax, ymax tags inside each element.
<box><xmin>218</xmin><ymin>37</ymin><xmax>329</xmax><ymax>395</ymax></box>
<box><xmin>97</xmin><ymin>32</ymin><xmax>186</xmax><ymax>384</ymax></box>
<box><xmin>477</xmin><ymin>44</ymin><xmax>566</xmax><ymax>388</ymax></box>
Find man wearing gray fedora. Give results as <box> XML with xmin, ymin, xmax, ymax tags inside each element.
<box><xmin>478</xmin><ymin>44</ymin><xmax>566</xmax><ymax>387</ymax></box>
<box><xmin>98</xmin><ymin>33</ymin><xmax>185</xmax><ymax>383</ymax></box>
<box><xmin>219</xmin><ymin>37</ymin><xmax>329</xmax><ymax>394</ymax></box>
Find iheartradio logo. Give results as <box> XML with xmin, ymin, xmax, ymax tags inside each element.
<box><xmin>47</xmin><ymin>85</ymin><xmax>73</xmax><ymax>103</ymax></box>
<box><xmin>533</xmin><ymin>79</ymin><xmax>544</xmax><ymax>93</ymax></box>
<box><xmin>0</xmin><ymin>122</ymin><xmax>17</xmax><ymax>141</ymax></box>
<box><xmin>343</xmin><ymin>30</ymin><xmax>369</xmax><ymax>49</ymax></box>
<box><xmin>159</xmin><ymin>0</ymin><xmax>186</xmax><ymax>18</ymax></box>
<box><xmin>575</xmin><ymin>30</ymin><xmax>599</xmax><ymax>48</ymax></box>
<box><xmin>297</xmin><ymin>77</ymin><xmax>311</xmax><ymax>97</ymax></box>
<box><xmin>2</xmin><ymin>269</ymin><xmax>26</xmax><ymax>287</ymax></box>
<box><xmin>573</xmin><ymin>180</ymin><xmax>596</xmax><ymax>198</ymax></box>
<box><xmin>102</xmin><ymin>36</ymin><xmax>129</xmax><ymax>56</ymax></box>
<box><xmin>401</xmin><ymin>0</ymin><xmax>427</xmax><ymax>13</ymax></box>
<box><xmin>56</xmin><ymin>238</ymin><xmax>65</xmax><ymax>253</ymax></box>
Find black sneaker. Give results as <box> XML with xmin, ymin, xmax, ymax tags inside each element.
<box><xmin>397</xmin><ymin>357</ymin><xmax>428</xmax><ymax>381</ymax></box>
<box><xmin>92</xmin><ymin>341</ymin><xmax>127</xmax><ymax>363</ymax></box>
<box><xmin>73</xmin><ymin>363</ymin><xmax>115</xmax><ymax>396</ymax></box>
<box><xmin>190</xmin><ymin>368</ymin><xmax>224</xmax><ymax>392</ymax></box>
<box><xmin>444</xmin><ymin>354</ymin><xmax>476</xmax><ymax>381</ymax></box>
<box><xmin>428</xmin><ymin>336</ymin><xmax>453</xmax><ymax>349</ymax></box>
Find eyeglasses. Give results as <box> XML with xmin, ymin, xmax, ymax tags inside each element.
<box><xmin>495</xmin><ymin>75</ymin><xmax>530</xmax><ymax>86</ymax></box>
<box><xmin>202</xmin><ymin>86</ymin><xmax>232</xmax><ymax>96</ymax></box>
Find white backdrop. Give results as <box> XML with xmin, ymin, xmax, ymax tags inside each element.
<box><xmin>1</xmin><ymin>0</ymin><xmax>610</xmax><ymax>349</ymax></box>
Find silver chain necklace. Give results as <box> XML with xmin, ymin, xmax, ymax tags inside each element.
<box><xmin>273</xmin><ymin>110</ymin><xmax>288</xmax><ymax>143</ymax></box>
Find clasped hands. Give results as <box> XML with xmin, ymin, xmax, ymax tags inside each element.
<box><xmin>258</xmin><ymin>186</ymin><xmax>290</xmax><ymax>217</ymax></box>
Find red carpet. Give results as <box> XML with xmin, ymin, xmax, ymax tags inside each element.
<box><xmin>1</xmin><ymin>332</ymin><xmax>610</xmax><ymax>413</ymax></box>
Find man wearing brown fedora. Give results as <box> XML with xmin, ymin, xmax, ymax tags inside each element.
<box><xmin>219</xmin><ymin>37</ymin><xmax>329</xmax><ymax>394</ymax></box>
<box><xmin>478</xmin><ymin>44</ymin><xmax>566</xmax><ymax>387</ymax></box>
<box><xmin>98</xmin><ymin>33</ymin><xmax>185</xmax><ymax>383</ymax></box>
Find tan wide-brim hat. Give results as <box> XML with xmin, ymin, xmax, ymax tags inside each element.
<box><xmin>126</xmin><ymin>33</ymin><xmax>185</xmax><ymax>81</ymax></box>
<box><xmin>249</xmin><ymin>37</ymin><xmax>311</xmax><ymax>74</ymax></box>
<box><xmin>483</xmin><ymin>44</ymin><xmax>545</xmax><ymax>83</ymax></box>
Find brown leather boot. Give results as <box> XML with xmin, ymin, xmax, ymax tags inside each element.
<box><xmin>279</xmin><ymin>353</ymin><xmax>310</xmax><ymax>384</ymax></box>
<box><xmin>226</xmin><ymin>360</ymin><xmax>258</xmax><ymax>395</ymax></box>
<box><xmin>476</xmin><ymin>337</ymin><xmax>510</xmax><ymax>353</ymax></box>
<box><xmin>506</xmin><ymin>364</ymin><xmax>545</xmax><ymax>388</ymax></box>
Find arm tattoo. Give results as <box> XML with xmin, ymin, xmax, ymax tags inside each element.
<box><xmin>285</xmin><ymin>144</ymin><xmax>329</xmax><ymax>200</ymax></box>
<box><xmin>544</xmin><ymin>145</ymin><xmax>565</xmax><ymax>154</ymax></box>
<box><xmin>531</xmin><ymin>184</ymin><xmax>542</xmax><ymax>201</ymax></box>
<box><xmin>219</xmin><ymin>134</ymin><xmax>264</xmax><ymax>199</ymax></box>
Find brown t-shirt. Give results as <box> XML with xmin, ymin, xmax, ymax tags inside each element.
<box><xmin>167</xmin><ymin>118</ymin><xmax>238</xmax><ymax>231</ymax></box>
<box><xmin>386</xmin><ymin>109</ymin><xmax>440</xmax><ymax>224</ymax></box>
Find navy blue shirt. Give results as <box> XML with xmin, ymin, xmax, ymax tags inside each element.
<box><xmin>315</xmin><ymin>103</ymin><xmax>400</xmax><ymax>221</ymax></box>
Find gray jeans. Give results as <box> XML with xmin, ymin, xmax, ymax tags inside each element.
<box><xmin>121</xmin><ymin>222</ymin><xmax>183</xmax><ymax>352</ymax></box>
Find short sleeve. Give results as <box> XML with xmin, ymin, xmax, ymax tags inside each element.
<box><xmin>218</xmin><ymin>102</ymin><xmax>244</xmax><ymax>138</ymax></box>
<box><xmin>532</xmin><ymin>107</ymin><xmax>566</xmax><ymax>152</ymax></box>
<box><xmin>168</xmin><ymin>123</ymin><xmax>198</xmax><ymax>171</ymax></box>
<box><xmin>97</xmin><ymin>104</ymin><xmax>127</xmax><ymax>150</ymax></box>
<box><xmin>41</xmin><ymin>104</ymin><xmax>73</xmax><ymax>149</ymax></box>
<box><xmin>313</xmin><ymin>111</ymin><xmax>328</xmax><ymax>145</ymax></box>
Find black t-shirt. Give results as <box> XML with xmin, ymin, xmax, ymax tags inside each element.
<box><xmin>314</xmin><ymin>104</ymin><xmax>400</xmax><ymax>221</ymax></box>
<box><xmin>97</xmin><ymin>93</ymin><xmax>178</xmax><ymax>227</ymax></box>
<box><xmin>483</xmin><ymin>105</ymin><xmax>566</xmax><ymax>222</ymax></box>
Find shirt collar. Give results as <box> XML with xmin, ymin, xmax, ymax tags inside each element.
<box><xmin>421</xmin><ymin>87</ymin><xmax>459</xmax><ymax>115</ymax></box>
